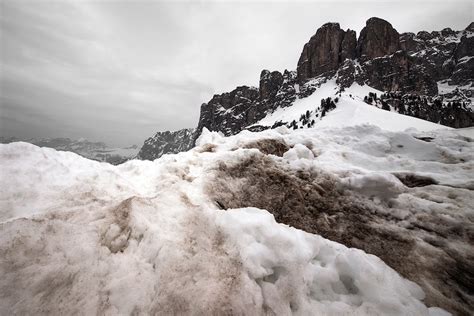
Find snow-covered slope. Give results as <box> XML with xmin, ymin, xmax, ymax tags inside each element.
<box><xmin>2</xmin><ymin>124</ymin><xmax>473</xmax><ymax>315</ymax></box>
<box><xmin>0</xmin><ymin>137</ymin><xmax>139</xmax><ymax>165</ymax></box>
<box><xmin>256</xmin><ymin>80</ymin><xmax>451</xmax><ymax>132</ymax></box>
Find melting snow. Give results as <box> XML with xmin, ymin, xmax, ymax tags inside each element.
<box><xmin>2</xmin><ymin>120</ymin><xmax>472</xmax><ymax>314</ymax></box>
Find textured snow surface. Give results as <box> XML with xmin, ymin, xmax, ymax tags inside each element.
<box><xmin>1</xmin><ymin>123</ymin><xmax>472</xmax><ymax>314</ymax></box>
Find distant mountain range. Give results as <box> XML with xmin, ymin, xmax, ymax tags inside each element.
<box><xmin>137</xmin><ymin>17</ymin><xmax>473</xmax><ymax>161</ymax></box>
<box><xmin>0</xmin><ymin>137</ymin><xmax>139</xmax><ymax>164</ymax></box>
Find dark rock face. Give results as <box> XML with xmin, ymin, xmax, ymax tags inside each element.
<box><xmin>399</xmin><ymin>32</ymin><xmax>423</xmax><ymax>52</ymax></box>
<box><xmin>361</xmin><ymin>51</ymin><xmax>438</xmax><ymax>95</ymax></box>
<box><xmin>194</xmin><ymin>70</ymin><xmax>298</xmax><ymax>143</ymax></box>
<box><xmin>337</xmin><ymin>52</ymin><xmax>438</xmax><ymax>96</ymax></box>
<box><xmin>451</xmin><ymin>57</ymin><xmax>474</xmax><ymax>87</ymax></box>
<box><xmin>297</xmin><ymin>23</ymin><xmax>354</xmax><ymax>83</ymax></box>
<box><xmin>193</xmin><ymin>86</ymin><xmax>259</xmax><ymax>142</ymax></box>
<box><xmin>336</xmin><ymin>18</ymin><xmax>474</xmax><ymax>97</ymax></box>
<box><xmin>335</xmin><ymin>59</ymin><xmax>357</xmax><ymax>88</ymax></box>
<box><xmin>137</xmin><ymin>128</ymin><xmax>195</xmax><ymax>160</ymax></box>
<box><xmin>341</xmin><ymin>30</ymin><xmax>357</xmax><ymax>61</ymax></box>
<box><xmin>257</xmin><ymin>69</ymin><xmax>297</xmax><ymax>113</ymax></box>
<box><xmin>259</xmin><ymin>70</ymin><xmax>283</xmax><ymax>100</ymax></box>
<box><xmin>363</xmin><ymin>92</ymin><xmax>474</xmax><ymax>128</ymax></box>
<box><xmin>455</xmin><ymin>34</ymin><xmax>474</xmax><ymax>61</ymax></box>
<box><xmin>451</xmin><ymin>35</ymin><xmax>474</xmax><ymax>86</ymax></box>
<box><xmin>356</xmin><ymin>17</ymin><xmax>400</xmax><ymax>59</ymax></box>
<box><xmin>466</xmin><ymin>22</ymin><xmax>474</xmax><ymax>31</ymax></box>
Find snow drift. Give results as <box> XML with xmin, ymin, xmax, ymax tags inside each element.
<box><xmin>1</xmin><ymin>123</ymin><xmax>472</xmax><ymax>315</ymax></box>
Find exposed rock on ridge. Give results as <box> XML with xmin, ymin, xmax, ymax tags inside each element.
<box><xmin>356</xmin><ymin>17</ymin><xmax>401</xmax><ymax>60</ymax></box>
<box><xmin>139</xmin><ymin>17</ymin><xmax>474</xmax><ymax>160</ymax></box>
<box><xmin>297</xmin><ymin>23</ymin><xmax>356</xmax><ymax>83</ymax></box>
<box><xmin>137</xmin><ymin>128</ymin><xmax>195</xmax><ymax>160</ymax></box>
<box><xmin>194</xmin><ymin>86</ymin><xmax>259</xmax><ymax>139</ymax></box>
<box><xmin>192</xmin><ymin>70</ymin><xmax>297</xmax><ymax>144</ymax></box>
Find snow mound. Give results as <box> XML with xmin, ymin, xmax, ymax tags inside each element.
<box><xmin>216</xmin><ymin>207</ymin><xmax>431</xmax><ymax>315</ymax></box>
<box><xmin>2</xmin><ymin>124</ymin><xmax>471</xmax><ymax>314</ymax></box>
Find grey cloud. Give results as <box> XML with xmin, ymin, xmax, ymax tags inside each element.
<box><xmin>1</xmin><ymin>0</ymin><xmax>472</xmax><ymax>146</ymax></box>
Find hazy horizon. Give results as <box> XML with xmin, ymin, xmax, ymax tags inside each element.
<box><xmin>1</xmin><ymin>0</ymin><xmax>472</xmax><ymax>146</ymax></box>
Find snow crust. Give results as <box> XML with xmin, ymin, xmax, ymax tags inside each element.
<box><xmin>2</xmin><ymin>121</ymin><xmax>470</xmax><ymax>314</ymax></box>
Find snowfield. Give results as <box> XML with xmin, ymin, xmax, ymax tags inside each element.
<box><xmin>1</xmin><ymin>122</ymin><xmax>473</xmax><ymax>315</ymax></box>
<box><xmin>255</xmin><ymin>81</ymin><xmax>451</xmax><ymax>133</ymax></box>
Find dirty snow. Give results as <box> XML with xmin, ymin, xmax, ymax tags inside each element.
<box><xmin>2</xmin><ymin>118</ymin><xmax>473</xmax><ymax>314</ymax></box>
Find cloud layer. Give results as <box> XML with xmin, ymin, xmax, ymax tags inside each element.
<box><xmin>1</xmin><ymin>0</ymin><xmax>472</xmax><ymax>145</ymax></box>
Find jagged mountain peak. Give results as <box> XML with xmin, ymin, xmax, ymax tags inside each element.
<box><xmin>137</xmin><ymin>17</ymin><xmax>474</xmax><ymax>161</ymax></box>
<box><xmin>357</xmin><ymin>17</ymin><xmax>400</xmax><ymax>59</ymax></box>
<box><xmin>297</xmin><ymin>21</ymin><xmax>355</xmax><ymax>83</ymax></box>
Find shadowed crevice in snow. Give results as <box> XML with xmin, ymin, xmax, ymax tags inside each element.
<box><xmin>392</xmin><ymin>172</ymin><xmax>438</xmax><ymax>187</ymax></box>
<box><xmin>208</xmin><ymin>151</ymin><xmax>474</xmax><ymax>316</ymax></box>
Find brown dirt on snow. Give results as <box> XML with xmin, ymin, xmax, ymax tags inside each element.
<box><xmin>207</xmin><ymin>146</ymin><xmax>474</xmax><ymax>316</ymax></box>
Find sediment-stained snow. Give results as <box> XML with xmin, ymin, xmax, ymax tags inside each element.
<box><xmin>2</xmin><ymin>125</ymin><xmax>472</xmax><ymax>315</ymax></box>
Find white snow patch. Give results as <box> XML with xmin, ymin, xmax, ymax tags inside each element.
<box><xmin>255</xmin><ymin>81</ymin><xmax>449</xmax><ymax>133</ymax></box>
<box><xmin>215</xmin><ymin>207</ymin><xmax>438</xmax><ymax>315</ymax></box>
<box><xmin>257</xmin><ymin>79</ymin><xmax>339</xmax><ymax>126</ymax></box>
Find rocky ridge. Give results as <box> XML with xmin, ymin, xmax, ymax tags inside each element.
<box><xmin>138</xmin><ymin>17</ymin><xmax>474</xmax><ymax>160</ymax></box>
<box><xmin>136</xmin><ymin>128</ymin><xmax>195</xmax><ymax>161</ymax></box>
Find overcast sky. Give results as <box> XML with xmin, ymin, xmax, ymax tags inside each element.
<box><xmin>1</xmin><ymin>0</ymin><xmax>472</xmax><ymax>146</ymax></box>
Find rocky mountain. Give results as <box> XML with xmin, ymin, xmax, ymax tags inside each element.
<box><xmin>0</xmin><ymin>137</ymin><xmax>138</xmax><ymax>165</ymax></box>
<box><xmin>138</xmin><ymin>17</ymin><xmax>474</xmax><ymax>160</ymax></box>
<box><xmin>136</xmin><ymin>128</ymin><xmax>195</xmax><ymax>160</ymax></box>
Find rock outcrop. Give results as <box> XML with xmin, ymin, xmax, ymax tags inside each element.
<box><xmin>191</xmin><ymin>70</ymin><xmax>298</xmax><ymax>144</ymax></box>
<box><xmin>452</xmin><ymin>33</ymin><xmax>474</xmax><ymax>86</ymax></box>
<box><xmin>356</xmin><ymin>50</ymin><xmax>438</xmax><ymax>95</ymax></box>
<box><xmin>297</xmin><ymin>23</ymin><xmax>359</xmax><ymax>83</ymax></box>
<box><xmin>193</xmin><ymin>86</ymin><xmax>259</xmax><ymax>141</ymax></box>
<box><xmin>363</xmin><ymin>92</ymin><xmax>474</xmax><ymax>128</ymax></box>
<box><xmin>341</xmin><ymin>30</ymin><xmax>357</xmax><ymax>61</ymax></box>
<box><xmin>136</xmin><ymin>128</ymin><xmax>195</xmax><ymax>160</ymax></box>
<box><xmin>259</xmin><ymin>70</ymin><xmax>283</xmax><ymax>100</ymax></box>
<box><xmin>257</xmin><ymin>69</ymin><xmax>297</xmax><ymax>113</ymax></box>
<box><xmin>337</xmin><ymin>18</ymin><xmax>474</xmax><ymax>96</ymax></box>
<box><xmin>356</xmin><ymin>17</ymin><xmax>401</xmax><ymax>59</ymax></box>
